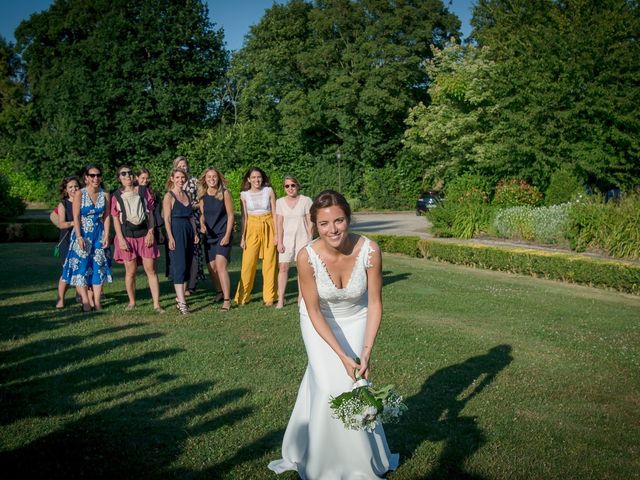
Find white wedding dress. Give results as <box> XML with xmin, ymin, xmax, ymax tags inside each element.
<box><xmin>268</xmin><ymin>236</ymin><xmax>399</xmax><ymax>479</ymax></box>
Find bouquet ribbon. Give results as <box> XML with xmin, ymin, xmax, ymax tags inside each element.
<box><xmin>352</xmin><ymin>378</ymin><xmax>370</xmax><ymax>390</ymax></box>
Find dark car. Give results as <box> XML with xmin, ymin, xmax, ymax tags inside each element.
<box><xmin>416</xmin><ymin>191</ymin><xmax>440</xmax><ymax>215</ymax></box>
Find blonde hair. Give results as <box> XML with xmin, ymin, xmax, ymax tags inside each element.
<box><xmin>197</xmin><ymin>167</ymin><xmax>227</xmax><ymax>201</ymax></box>
<box><xmin>283</xmin><ymin>175</ymin><xmax>300</xmax><ymax>188</ymax></box>
<box><xmin>172</xmin><ymin>155</ymin><xmax>189</xmax><ymax>171</ymax></box>
<box><xmin>165</xmin><ymin>167</ymin><xmax>188</xmax><ymax>192</ymax></box>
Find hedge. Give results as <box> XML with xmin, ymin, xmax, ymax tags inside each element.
<box><xmin>363</xmin><ymin>233</ymin><xmax>640</xmax><ymax>295</ymax></box>
<box><xmin>0</xmin><ymin>222</ymin><xmax>59</xmax><ymax>242</ymax></box>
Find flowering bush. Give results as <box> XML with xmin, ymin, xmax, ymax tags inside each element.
<box><xmin>494</xmin><ymin>203</ymin><xmax>570</xmax><ymax>244</ymax></box>
<box><xmin>493</xmin><ymin>178</ymin><xmax>543</xmax><ymax>208</ymax></box>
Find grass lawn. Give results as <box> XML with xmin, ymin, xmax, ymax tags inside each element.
<box><xmin>0</xmin><ymin>243</ymin><xmax>638</xmax><ymax>479</ymax></box>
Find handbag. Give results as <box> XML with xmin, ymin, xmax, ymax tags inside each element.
<box><xmin>53</xmin><ymin>230</ymin><xmax>70</xmax><ymax>258</ymax></box>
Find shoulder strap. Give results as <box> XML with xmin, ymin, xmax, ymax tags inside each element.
<box><xmin>113</xmin><ymin>189</ymin><xmax>127</xmax><ymax>225</ymax></box>
<box><xmin>138</xmin><ymin>185</ymin><xmax>148</xmax><ymax>214</ymax></box>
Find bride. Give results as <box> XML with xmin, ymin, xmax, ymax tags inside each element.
<box><xmin>269</xmin><ymin>190</ymin><xmax>398</xmax><ymax>479</ymax></box>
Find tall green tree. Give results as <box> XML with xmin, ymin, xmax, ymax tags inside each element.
<box><xmin>406</xmin><ymin>0</ymin><xmax>640</xmax><ymax>191</ymax></box>
<box><xmin>14</xmin><ymin>0</ymin><xmax>227</xmax><ymax>185</ymax></box>
<box><xmin>228</xmin><ymin>0</ymin><xmax>460</xmax><ymax>195</ymax></box>
<box><xmin>0</xmin><ymin>36</ymin><xmax>30</xmax><ymax>157</ymax></box>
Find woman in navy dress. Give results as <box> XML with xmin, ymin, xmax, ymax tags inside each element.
<box><xmin>61</xmin><ymin>165</ymin><xmax>112</xmax><ymax>312</ymax></box>
<box><xmin>198</xmin><ymin>167</ymin><xmax>234</xmax><ymax>311</ymax></box>
<box><xmin>163</xmin><ymin>167</ymin><xmax>199</xmax><ymax>314</ymax></box>
<box><xmin>55</xmin><ymin>176</ymin><xmax>80</xmax><ymax>309</ymax></box>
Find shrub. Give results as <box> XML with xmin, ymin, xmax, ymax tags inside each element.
<box><xmin>0</xmin><ymin>222</ymin><xmax>58</xmax><ymax>242</ymax></box>
<box><xmin>494</xmin><ymin>203</ymin><xmax>570</xmax><ymax>245</ymax></box>
<box><xmin>545</xmin><ymin>168</ymin><xmax>584</xmax><ymax>206</ymax></box>
<box><xmin>364</xmin><ymin>233</ymin><xmax>640</xmax><ymax>294</ymax></box>
<box><xmin>0</xmin><ymin>175</ymin><xmax>26</xmax><ymax>219</ymax></box>
<box><xmin>604</xmin><ymin>194</ymin><xmax>640</xmax><ymax>259</ymax></box>
<box><xmin>493</xmin><ymin>178</ymin><xmax>543</xmax><ymax>208</ymax></box>
<box><xmin>0</xmin><ymin>156</ymin><xmax>49</xmax><ymax>203</ymax></box>
<box><xmin>429</xmin><ymin>174</ymin><xmax>492</xmax><ymax>239</ymax></box>
<box><xmin>361</xmin><ymin>165</ymin><xmax>417</xmax><ymax>210</ymax></box>
<box><xmin>567</xmin><ymin>196</ymin><xmax>612</xmax><ymax>253</ymax></box>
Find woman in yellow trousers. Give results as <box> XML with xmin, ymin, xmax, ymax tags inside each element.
<box><xmin>235</xmin><ymin>167</ymin><xmax>279</xmax><ymax>305</ymax></box>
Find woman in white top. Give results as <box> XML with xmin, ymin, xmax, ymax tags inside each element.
<box><xmin>234</xmin><ymin>167</ymin><xmax>279</xmax><ymax>305</ymax></box>
<box><xmin>275</xmin><ymin>175</ymin><xmax>312</xmax><ymax>308</ymax></box>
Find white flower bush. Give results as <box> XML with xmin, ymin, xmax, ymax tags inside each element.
<box><xmin>493</xmin><ymin>203</ymin><xmax>570</xmax><ymax>245</ymax></box>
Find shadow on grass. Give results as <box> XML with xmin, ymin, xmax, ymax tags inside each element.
<box><xmin>0</xmin><ymin>321</ymin><xmax>254</xmax><ymax>478</ymax></box>
<box><xmin>382</xmin><ymin>269</ymin><xmax>411</xmax><ymax>287</ymax></box>
<box><xmin>389</xmin><ymin>344</ymin><xmax>513</xmax><ymax>479</ymax></box>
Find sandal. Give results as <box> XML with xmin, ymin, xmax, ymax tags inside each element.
<box><xmin>154</xmin><ymin>306</ymin><xmax>166</xmax><ymax>314</ymax></box>
<box><xmin>213</xmin><ymin>292</ymin><xmax>224</xmax><ymax>303</ymax></box>
<box><xmin>220</xmin><ymin>299</ymin><xmax>231</xmax><ymax>312</ymax></box>
<box><xmin>176</xmin><ymin>301</ymin><xmax>189</xmax><ymax>315</ymax></box>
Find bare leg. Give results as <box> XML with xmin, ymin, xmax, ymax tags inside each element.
<box><xmin>277</xmin><ymin>262</ymin><xmax>289</xmax><ymax>309</ymax></box>
<box><xmin>76</xmin><ymin>286</ymin><xmax>91</xmax><ymax>311</ymax></box>
<box><xmin>92</xmin><ymin>285</ymin><xmax>103</xmax><ymax>310</ymax></box>
<box><xmin>206</xmin><ymin>261</ymin><xmax>222</xmax><ymax>300</ymax></box>
<box><xmin>56</xmin><ymin>278</ymin><xmax>69</xmax><ymax>308</ymax></box>
<box><xmin>124</xmin><ymin>259</ymin><xmax>137</xmax><ymax>307</ymax></box>
<box><xmin>215</xmin><ymin>255</ymin><xmax>231</xmax><ymax>310</ymax></box>
<box><xmin>87</xmin><ymin>287</ymin><xmax>95</xmax><ymax>308</ymax></box>
<box><xmin>142</xmin><ymin>257</ymin><xmax>161</xmax><ymax>309</ymax></box>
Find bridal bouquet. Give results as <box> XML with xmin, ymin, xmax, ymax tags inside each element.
<box><xmin>329</xmin><ymin>359</ymin><xmax>407</xmax><ymax>432</ymax></box>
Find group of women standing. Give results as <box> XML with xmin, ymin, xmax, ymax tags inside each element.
<box><xmin>53</xmin><ymin>165</ymin><xmax>399</xmax><ymax>477</ymax></box>
<box><xmin>54</xmin><ymin>159</ymin><xmax>314</xmax><ymax>315</ymax></box>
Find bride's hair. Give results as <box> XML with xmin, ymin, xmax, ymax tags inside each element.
<box><xmin>310</xmin><ymin>190</ymin><xmax>351</xmax><ymax>234</ymax></box>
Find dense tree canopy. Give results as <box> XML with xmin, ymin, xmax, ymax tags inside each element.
<box><xmin>12</xmin><ymin>0</ymin><xmax>227</xmax><ymax>184</ymax></box>
<box><xmin>0</xmin><ymin>36</ymin><xmax>29</xmax><ymax>156</ymax></box>
<box><xmin>405</xmin><ymin>0</ymin><xmax>640</xmax><ymax>192</ymax></box>
<box><xmin>225</xmin><ymin>0</ymin><xmax>460</xmax><ymax>196</ymax></box>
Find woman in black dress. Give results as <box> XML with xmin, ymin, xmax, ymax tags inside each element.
<box><xmin>163</xmin><ymin>168</ymin><xmax>199</xmax><ymax>314</ymax></box>
<box><xmin>55</xmin><ymin>176</ymin><xmax>81</xmax><ymax>308</ymax></box>
<box><xmin>198</xmin><ymin>167</ymin><xmax>234</xmax><ymax>311</ymax></box>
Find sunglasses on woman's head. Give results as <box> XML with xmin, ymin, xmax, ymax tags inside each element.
<box><xmin>87</xmin><ymin>173</ymin><xmax>102</xmax><ymax>178</ymax></box>
<box><xmin>119</xmin><ymin>171</ymin><xmax>133</xmax><ymax>177</ymax></box>
<box><xmin>284</xmin><ymin>184</ymin><xmax>297</xmax><ymax>189</ymax></box>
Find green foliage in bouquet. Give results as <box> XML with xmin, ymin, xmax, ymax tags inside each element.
<box><xmin>329</xmin><ymin>358</ymin><xmax>407</xmax><ymax>432</ymax></box>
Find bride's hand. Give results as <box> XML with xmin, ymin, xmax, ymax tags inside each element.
<box><xmin>341</xmin><ymin>356</ymin><xmax>361</xmax><ymax>382</ymax></box>
<box><xmin>357</xmin><ymin>352</ymin><xmax>370</xmax><ymax>380</ymax></box>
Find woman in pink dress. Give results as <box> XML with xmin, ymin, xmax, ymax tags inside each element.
<box><xmin>110</xmin><ymin>165</ymin><xmax>164</xmax><ymax>313</ymax></box>
<box><xmin>275</xmin><ymin>175</ymin><xmax>312</xmax><ymax>308</ymax></box>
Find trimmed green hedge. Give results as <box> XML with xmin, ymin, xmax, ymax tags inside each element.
<box><xmin>0</xmin><ymin>222</ymin><xmax>59</xmax><ymax>242</ymax></box>
<box><xmin>363</xmin><ymin>233</ymin><xmax>640</xmax><ymax>295</ymax></box>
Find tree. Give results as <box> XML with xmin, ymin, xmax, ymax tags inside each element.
<box><xmin>470</xmin><ymin>0</ymin><xmax>640</xmax><ymax>190</ymax></box>
<box><xmin>406</xmin><ymin>0</ymin><xmax>640</xmax><ymax>191</ymax></box>
<box><xmin>229</xmin><ymin>0</ymin><xmax>460</xmax><ymax>196</ymax></box>
<box><xmin>0</xmin><ymin>36</ymin><xmax>30</xmax><ymax>157</ymax></box>
<box><xmin>14</xmin><ymin>0</ymin><xmax>227</xmax><ymax>186</ymax></box>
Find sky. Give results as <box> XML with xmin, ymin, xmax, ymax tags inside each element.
<box><xmin>0</xmin><ymin>0</ymin><xmax>473</xmax><ymax>51</ymax></box>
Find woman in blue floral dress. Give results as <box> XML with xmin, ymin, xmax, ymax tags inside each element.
<box><xmin>62</xmin><ymin>164</ymin><xmax>112</xmax><ymax>312</ymax></box>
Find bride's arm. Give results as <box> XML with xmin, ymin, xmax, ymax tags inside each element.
<box><xmin>297</xmin><ymin>248</ymin><xmax>360</xmax><ymax>380</ymax></box>
<box><xmin>359</xmin><ymin>241</ymin><xmax>383</xmax><ymax>380</ymax></box>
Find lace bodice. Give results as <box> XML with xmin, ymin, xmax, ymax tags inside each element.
<box><xmin>305</xmin><ymin>236</ymin><xmax>374</xmax><ymax>303</ymax></box>
<box><xmin>241</xmin><ymin>187</ymin><xmax>273</xmax><ymax>215</ymax></box>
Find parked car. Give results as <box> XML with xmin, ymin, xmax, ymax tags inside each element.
<box><xmin>416</xmin><ymin>191</ymin><xmax>440</xmax><ymax>215</ymax></box>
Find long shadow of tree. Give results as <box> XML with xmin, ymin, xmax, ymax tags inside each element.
<box><xmin>0</xmin><ymin>322</ymin><xmax>254</xmax><ymax>478</ymax></box>
<box><xmin>388</xmin><ymin>345</ymin><xmax>513</xmax><ymax>479</ymax></box>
